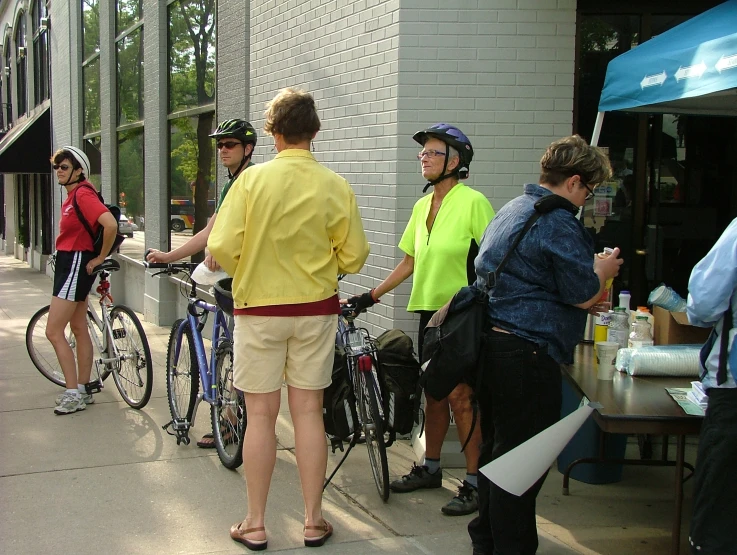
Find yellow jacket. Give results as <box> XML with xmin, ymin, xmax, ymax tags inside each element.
<box><xmin>208</xmin><ymin>149</ymin><xmax>369</xmax><ymax>309</ymax></box>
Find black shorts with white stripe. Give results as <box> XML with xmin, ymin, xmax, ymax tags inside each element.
<box><xmin>52</xmin><ymin>251</ymin><xmax>98</xmax><ymax>302</ymax></box>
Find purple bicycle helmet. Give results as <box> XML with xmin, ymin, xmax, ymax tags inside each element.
<box><xmin>413</xmin><ymin>123</ymin><xmax>474</xmax><ymax>180</ymax></box>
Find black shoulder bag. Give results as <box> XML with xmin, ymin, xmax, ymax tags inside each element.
<box><xmin>72</xmin><ymin>185</ymin><xmax>125</xmax><ymax>257</ymax></box>
<box><xmin>419</xmin><ymin>193</ymin><xmax>578</xmax><ymax>448</ymax></box>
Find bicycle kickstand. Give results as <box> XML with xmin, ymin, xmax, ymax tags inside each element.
<box><xmin>162</xmin><ymin>419</ymin><xmax>191</xmax><ymax>446</ymax></box>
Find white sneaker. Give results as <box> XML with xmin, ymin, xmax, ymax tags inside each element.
<box><xmin>54</xmin><ymin>392</ymin><xmax>87</xmax><ymax>415</ymax></box>
<box><xmin>55</xmin><ymin>391</ymin><xmax>94</xmax><ymax>405</ymax></box>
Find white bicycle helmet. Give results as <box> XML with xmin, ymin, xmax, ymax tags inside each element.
<box><xmin>61</xmin><ymin>145</ymin><xmax>91</xmax><ymax>177</ymax></box>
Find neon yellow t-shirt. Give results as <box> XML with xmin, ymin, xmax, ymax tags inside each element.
<box><xmin>398</xmin><ymin>183</ymin><xmax>494</xmax><ymax>311</ymax></box>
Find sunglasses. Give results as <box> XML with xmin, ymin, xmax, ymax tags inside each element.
<box><xmin>53</xmin><ymin>164</ymin><xmax>72</xmax><ymax>171</ymax></box>
<box><xmin>216</xmin><ymin>141</ymin><xmax>242</xmax><ymax>150</ymax></box>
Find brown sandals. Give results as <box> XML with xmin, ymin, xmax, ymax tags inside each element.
<box><xmin>304</xmin><ymin>519</ymin><xmax>333</xmax><ymax>548</ymax></box>
<box><xmin>230</xmin><ymin>522</ymin><xmax>267</xmax><ymax>551</ymax></box>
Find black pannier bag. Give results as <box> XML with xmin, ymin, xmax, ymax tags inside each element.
<box><xmin>375</xmin><ymin>329</ymin><xmax>421</xmax><ymax>435</ymax></box>
<box><xmin>323</xmin><ymin>345</ymin><xmax>359</xmax><ymax>440</ymax></box>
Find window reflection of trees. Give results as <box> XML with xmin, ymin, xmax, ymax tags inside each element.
<box><xmin>117</xmin><ymin>29</ymin><xmax>143</xmax><ymax>125</ymax></box>
<box><xmin>32</xmin><ymin>0</ymin><xmax>49</xmax><ymax>105</ymax></box>
<box><xmin>15</xmin><ymin>14</ymin><xmax>27</xmax><ymax>117</ymax></box>
<box><xmin>116</xmin><ymin>0</ymin><xmax>142</xmax><ymax>35</ymax></box>
<box><xmin>4</xmin><ymin>40</ymin><xmax>12</xmax><ymax>125</ymax></box>
<box><xmin>83</xmin><ymin>59</ymin><xmax>100</xmax><ymax>134</ymax></box>
<box><xmin>118</xmin><ymin>128</ymin><xmax>144</xmax><ymax>258</ymax></box>
<box><xmin>168</xmin><ymin>0</ymin><xmax>215</xmax><ymax>262</ymax></box>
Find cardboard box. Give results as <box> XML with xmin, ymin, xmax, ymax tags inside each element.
<box><xmin>652</xmin><ymin>306</ymin><xmax>711</xmax><ymax>345</ymax></box>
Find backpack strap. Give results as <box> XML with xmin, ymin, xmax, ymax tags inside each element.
<box><xmin>71</xmin><ymin>184</ymin><xmax>100</xmax><ymax>242</ymax></box>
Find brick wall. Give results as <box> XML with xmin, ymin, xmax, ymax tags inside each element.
<box><xmin>249</xmin><ymin>0</ymin><xmax>405</xmax><ymax>337</ymax></box>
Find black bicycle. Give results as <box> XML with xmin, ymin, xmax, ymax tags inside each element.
<box><xmin>324</xmin><ymin>303</ymin><xmax>393</xmax><ymax>501</ymax></box>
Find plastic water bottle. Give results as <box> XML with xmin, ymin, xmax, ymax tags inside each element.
<box><xmin>628</xmin><ymin>316</ymin><xmax>654</xmax><ymax>349</ymax></box>
<box><xmin>618</xmin><ymin>290</ymin><xmax>632</xmax><ymax>317</ymax></box>
<box><xmin>607</xmin><ymin>307</ymin><xmax>629</xmax><ymax>349</ymax></box>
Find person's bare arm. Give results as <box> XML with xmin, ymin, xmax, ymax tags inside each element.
<box><xmin>146</xmin><ymin>213</ymin><xmax>218</xmax><ymax>263</ymax></box>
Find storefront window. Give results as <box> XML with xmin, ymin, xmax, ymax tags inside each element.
<box><xmin>167</xmin><ymin>0</ymin><xmax>216</xmax><ymax>261</ymax></box>
<box><xmin>116</xmin><ymin>0</ymin><xmax>143</xmax><ymax>36</ymax></box>
<box><xmin>34</xmin><ymin>174</ymin><xmax>52</xmax><ymax>254</ymax></box>
<box><xmin>82</xmin><ymin>0</ymin><xmax>100</xmax><ymax>59</ymax></box>
<box><xmin>117</xmin><ymin>28</ymin><xmax>143</xmax><ymax>125</ymax></box>
<box><xmin>83</xmin><ymin>59</ymin><xmax>100</xmax><ymax>134</ymax></box>
<box><xmin>117</xmin><ymin>128</ymin><xmax>144</xmax><ymax>259</ymax></box>
<box><xmin>32</xmin><ymin>0</ymin><xmax>49</xmax><ymax>105</ymax></box>
<box><xmin>17</xmin><ymin>175</ymin><xmax>30</xmax><ymax>248</ymax></box>
<box><xmin>14</xmin><ymin>13</ymin><xmax>27</xmax><ymax>118</ymax></box>
<box><xmin>4</xmin><ymin>39</ymin><xmax>11</xmax><ymax>125</ymax></box>
<box><xmin>84</xmin><ymin>136</ymin><xmax>102</xmax><ymax>189</ymax></box>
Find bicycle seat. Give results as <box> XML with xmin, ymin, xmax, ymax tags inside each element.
<box><xmin>92</xmin><ymin>258</ymin><xmax>121</xmax><ymax>274</ymax></box>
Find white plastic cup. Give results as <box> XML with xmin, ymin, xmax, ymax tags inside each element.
<box><xmin>595</xmin><ymin>341</ymin><xmax>619</xmax><ymax>380</ymax></box>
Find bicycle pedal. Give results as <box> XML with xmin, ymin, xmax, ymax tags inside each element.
<box><xmin>85</xmin><ymin>381</ymin><xmax>103</xmax><ymax>394</ymax></box>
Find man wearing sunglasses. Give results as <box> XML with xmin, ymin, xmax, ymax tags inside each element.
<box><xmin>146</xmin><ymin>118</ymin><xmax>257</xmax><ymax>447</ymax></box>
<box><xmin>347</xmin><ymin>123</ymin><xmax>495</xmax><ymax>516</ymax></box>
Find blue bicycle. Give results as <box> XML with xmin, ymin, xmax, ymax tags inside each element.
<box><xmin>144</xmin><ymin>258</ymin><xmax>246</xmax><ymax>469</ymax></box>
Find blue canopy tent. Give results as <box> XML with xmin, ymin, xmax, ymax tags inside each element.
<box><xmin>592</xmin><ymin>0</ymin><xmax>737</xmax><ymax>145</ymax></box>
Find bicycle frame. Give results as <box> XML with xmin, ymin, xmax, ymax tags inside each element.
<box><xmin>85</xmin><ymin>271</ymin><xmax>122</xmax><ymax>391</ymax></box>
<box><xmin>171</xmin><ymin>293</ymin><xmax>232</xmax><ymax>427</ymax></box>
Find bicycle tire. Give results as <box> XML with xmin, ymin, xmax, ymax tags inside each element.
<box><xmin>211</xmin><ymin>340</ymin><xmax>246</xmax><ymax>469</ymax></box>
<box><xmin>109</xmin><ymin>305</ymin><xmax>153</xmax><ymax>409</ymax></box>
<box><xmin>359</xmin><ymin>367</ymin><xmax>390</xmax><ymax>501</ymax></box>
<box><xmin>26</xmin><ymin>305</ymin><xmax>109</xmax><ymax>387</ymax></box>
<box><xmin>166</xmin><ymin>319</ymin><xmax>199</xmax><ymax>423</ymax></box>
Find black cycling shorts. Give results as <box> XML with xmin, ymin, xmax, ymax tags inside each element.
<box><xmin>52</xmin><ymin>251</ymin><xmax>97</xmax><ymax>302</ymax></box>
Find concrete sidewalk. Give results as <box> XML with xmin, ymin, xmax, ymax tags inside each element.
<box><xmin>0</xmin><ymin>254</ymin><xmax>695</xmax><ymax>554</ymax></box>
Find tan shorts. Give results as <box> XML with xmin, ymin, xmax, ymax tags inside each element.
<box><xmin>232</xmin><ymin>314</ymin><xmax>338</xmax><ymax>393</ymax></box>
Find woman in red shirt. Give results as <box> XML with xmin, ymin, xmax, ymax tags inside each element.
<box><xmin>47</xmin><ymin>146</ymin><xmax>118</xmax><ymax>415</ymax></box>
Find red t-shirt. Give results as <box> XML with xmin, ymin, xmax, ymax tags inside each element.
<box><xmin>56</xmin><ymin>182</ymin><xmax>108</xmax><ymax>252</ymax></box>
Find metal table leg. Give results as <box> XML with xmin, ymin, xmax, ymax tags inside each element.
<box><xmin>672</xmin><ymin>435</ymin><xmax>686</xmax><ymax>555</ymax></box>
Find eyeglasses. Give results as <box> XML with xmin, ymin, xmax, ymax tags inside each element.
<box><xmin>583</xmin><ymin>182</ymin><xmax>596</xmax><ymax>201</ymax></box>
<box><xmin>417</xmin><ymin>149</ymin><xmax>447</xmax><ymax>160</ymax></box>
<box><xmin>53</xmin><ymin>164</ymin><xmax>71</xmax><ymax>171</ymax></box>
<box><xmin>216</xmin><ymin>141</ymin><xmax>242</xmax><ymax>150</ymax></box>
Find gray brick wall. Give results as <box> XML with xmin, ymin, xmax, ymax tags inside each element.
<box><xmin>249</xmin><ymin>0</ymin><xmax>406</xmax><ymax>337</ymax></box>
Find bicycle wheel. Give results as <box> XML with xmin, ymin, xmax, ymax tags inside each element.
<box><xmin>166</xmin><ymin>319</ymin><xmax>199</xmax><ymax>423</ymax></box>
<box><xmin>358</xmin><ymin>366</ymin><xmax>390</xmax><ymax>501</ymax></box>
<box><xmin>109</xmin><ymin>305</ymin><xmax>153</xmax><ymax>409</ymax></box>
<box><xmin>211</xmin><ymin>340</ymin><xmax>247</xmax><ymax>469</ymax></box>
<box><xmin>26</xmin><ymin>305</ymin><xmax>107</xmax><ymax>387</ymax></box>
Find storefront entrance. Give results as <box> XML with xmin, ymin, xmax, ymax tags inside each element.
<box><xmin>576</xmin><ymin>0</ymin><xmax>737</xmax><ymax>306</ymax></box>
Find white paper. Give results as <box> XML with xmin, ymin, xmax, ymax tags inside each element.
<box><xmin>191</xmin><ymin>262</ymin><xmax>228</xmax><ymax>286</ymax></box>
<box><xmin>480</xmin><ymin>402</ymin><xmax>599</xmax><ymax>496</ymax></box>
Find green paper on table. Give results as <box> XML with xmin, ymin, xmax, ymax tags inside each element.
<box><xmin>666</xmin><ymin>387</ymin><xmax>705</xmax><ymax>416</ymax></box>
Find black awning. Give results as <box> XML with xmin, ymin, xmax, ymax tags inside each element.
<box><xmin>0</xmin><ymin>106</ymin><xmax>51</xmax><ymax>173</ymax></box>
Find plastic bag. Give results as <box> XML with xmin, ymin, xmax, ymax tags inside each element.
<box><xmin>191</xmin><ymin>262</ymin><xmax>228</xmax><ymax>285</ymax></box>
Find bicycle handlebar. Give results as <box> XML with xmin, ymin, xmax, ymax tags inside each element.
<box><xmin>143</xmin><ymin>249</ymin><xmax>198</xmax><ymax>273</ymax></box>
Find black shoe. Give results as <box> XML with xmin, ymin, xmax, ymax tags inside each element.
<box><xmin>390</xmin><ymin>463</ymin><xmax>443</xmax><ymax>493</ymax></box>
<box><xmin>441</xmin><ymin>480</ymin><xmax>479</xmax><ymax>516</ymax></box>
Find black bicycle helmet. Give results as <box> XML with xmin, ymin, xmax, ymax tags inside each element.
<box><xmin>209</xmin><ymin>119</ymin><xmax>258</xmax><ymax>146</ymax></box>
<box><xmin>413</xmin><ymin>123</ymin><xmax>474</xmax><ymax>191</ymax></box>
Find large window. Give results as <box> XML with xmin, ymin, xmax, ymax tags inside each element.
<box><xmin>17</xmin><ymin>175</ymin><xmax>30</xmax><ymax>248</ymax></box>
<box><xmin>32</xmin><ymin>0</ymin><xmax>49</xmax><ymax>105</ymax></box>
<box><xmin>4</xmin><ymin>40</ymin><xmax>11</xmax><ymax>125</ymax></box>
<box><xmin>167</xmin><ymin>0</ymin><xmax>215</xmax><ymax>261</ymax></box>
<box><xmin>115</xmin><ymin>1</ymin><xmax>144</xmax><ymax>258</ymax></box>
<box><xmin>82</xmin><ymin>0</ymin><xmax>100</xmax><ymax>135</ymax></box>
<box><xmin>14</xmin><ymin>14</ymin><xmax>26</xmax><ymax>118</ymax></box>
<box><xmin>33</xmin><ymin>174</ymin><xmax>52</xmax><ymax>253</ymax></box>
<box><xmin>117</xmin><ymin>128</ymin><xmax>144</xmax><ymax>257</ymax></box>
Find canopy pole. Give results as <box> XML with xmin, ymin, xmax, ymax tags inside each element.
<box><xmin>591</xmin><ymin>112</ymin><xmax>605</xmax><ymax>146</ymax></box>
